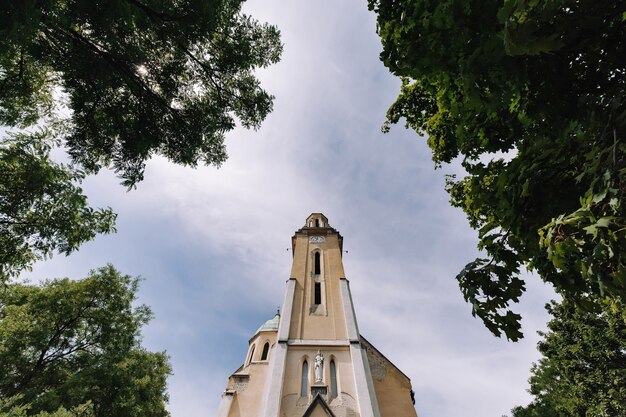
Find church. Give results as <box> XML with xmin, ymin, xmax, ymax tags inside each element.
<box><xmin>216</xmin><ymin>214</ymin><xmax>418</xmax><ymax>417</ymax></box>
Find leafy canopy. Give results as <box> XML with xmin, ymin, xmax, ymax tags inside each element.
<box><xmin>0</xmin><ymin>126</ymin><xmax>116</xmax><ymax>282</ymax></box>
<box><xmin>368</xmin><ymin>0</ymin><xmax>626</xmax><ymax>340</ymax></box>
<box><xmin>0</xmin><ymin>396</ymin><xmax>93</xmax><ymax>417</ymax></box>
<box><xmin>0</xmin><ymin>265</ymin><xmax>171</xmax><ymax>417</ymax></box>
<box><xmin>1</xmin><ymin>0</ymin><xmax>282</xmax><ymax>186</ymax></box>
<box><xmin>0</xmin><ymin>0</ymin><xmax>282</xmax><ymax>279</ymax></box>
<box><xmin>510</xmin><ymin>297</ymin><xmax>626</xmax><ymax>417</ymax></box>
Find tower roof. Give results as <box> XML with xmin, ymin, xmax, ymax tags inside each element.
<box><xmin>255</xmin><ymin>312</ymin><xmax>280</xmax><ymax>334</ymax></box>
<box><xmin>292</xmin><ymin>213</ymin><xmax>343</xmax><ymax>254</ymax></box>
<box><xmin>305</xmin><ymin>213</ymin><xmax>329</xmax><ymax>226</ymax></box>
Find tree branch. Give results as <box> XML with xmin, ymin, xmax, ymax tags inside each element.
<box><xmin>123</xmin><ymin>0</ymin><xmax>187</xmax><ymax>22</ymax></box>
<box><xmin>44</xmin><ymin>24</ymin><xmax>178</xmax><ymax>120</ymax></box>
<box><xmin>13</xmin><ymin>298</ymin><xmax>97</xmax><ymax>393</ymax></box>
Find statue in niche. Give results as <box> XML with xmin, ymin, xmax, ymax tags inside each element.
<box><xmin>314</xmin><ymin>350</ymin><xmax>324</xmax><ymax>383</ymax></box>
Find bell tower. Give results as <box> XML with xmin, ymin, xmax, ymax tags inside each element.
<box><xmin>216</xmin><ymin>214</ymin><xmax>418</xmax><ymax>417</ymax></box>
<box><xmin>288</xmin><ymin>213</ymin><xmax>347</xmax><ymax>341</ymax></box>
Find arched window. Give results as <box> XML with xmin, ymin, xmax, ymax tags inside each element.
<box><xmin>315</xmin><ymin>219</ymin><xmax>320</xmax><ymax>227</ymax></box>
<box><xmin>314</xmin><ymin>282</ymin><xmax>321</xmax><ymax>305</ymax></box>
<box><xmin>330</xmin><ymin>360</ymin><xmax>338</xmax><ymax>398</ymax></box>
<box><xmin>301</xmin><ymin>360</ymin><xmax>309</xmax><ymax>397</ymax></box>
<box><xmin>248</xmin><ymin>345</ymin><xmax>255</xmax><ymax>365</ymax></box>
<box><xmin>261</xmin><ymin>342</ymin><xmax>270</xmax><ymax>360</ymax></box>
<box><xmin>314</xmin><ymin>252</ymin><xmax>321</xmax><ymax>275</ymax></box>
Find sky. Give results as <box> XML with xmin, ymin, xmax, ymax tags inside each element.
<box><xmin>27</xmin><ymin>1</ymin><xmax>558</xmax><ymax>416</ymax></box>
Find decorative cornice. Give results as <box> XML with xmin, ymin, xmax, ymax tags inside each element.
<box><xmin>287</xmin><ymin>339</ymin><xmax>350</xmax><ymax>347</ymax></box>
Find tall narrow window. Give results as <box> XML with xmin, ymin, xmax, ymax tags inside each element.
<box><xmin>315</xmin><ymin>219</ymin><xmax>320</xmax><ymax>227</ymax></box>
<box><xmin>330</xmin><ymin>360</ymin><xmax>338</xmax><ymax>398</ymax></box>
<box><xmin>248</xmin><ymin>345</ymin><xmax>255</xmax><ymax>364</ymax></box>
<box><xmin>314</xmin><ymin>282</ymin><xmax>321</xmax><ymax>305</ymax></box>
<box><xmin>301</xmin><ymin>361</ymin><xmax>309</xmax><ymax>397</ymax></box>
<box><xmin>314</xmin><ymin>252</ymin><xmax>321</xmax><ymax>275</ymax></box>
<box><xmin>261</xmin><ymin>342</ymin><xmax>270</xmax><ymax>360</ymax></box>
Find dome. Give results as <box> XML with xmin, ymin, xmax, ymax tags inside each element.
<box><xmin>256</xmin><ymin>312</ymin><xmax>280</xmax><ymax>334</ymax></box>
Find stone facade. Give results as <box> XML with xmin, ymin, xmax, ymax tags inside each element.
<box><xmin>216</xmin><ymin>214</ymin><xmax>418</xmax><ymax>417</ymax></box>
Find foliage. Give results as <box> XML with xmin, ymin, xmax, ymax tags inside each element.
<box><xmin>1</xmin><ymin>0</ymin><xmax>281</xmax><ymax>279</ymax></box>
<box><xmin>0</xmin><ymin>127</ymin><xmax>116</xmax><ymax>282</ymax></box>
<box><xmin>0</xmin><ymin>396</ymin><xmax>93</xmax><ymax>417</ymax></box>
<box><xmin>0</xmin><ymin>0</ymin><xmax>282</xmax><ymax>186</ymax></box>
<box><xmin>510</xmin><ymin>297</ymin><xmax>626</xmax><ymax>416</ymax></box>
<box><xmin>368</xmin><ymin>0</ymin><xmax>626</xmax><ymax>340</ymax></box>
<box><xmin>0</xmin><ymin>265</ymin><xmax>171</xmax><ymax>417</ymax></box>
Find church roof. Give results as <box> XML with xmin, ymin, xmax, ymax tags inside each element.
<box><xmin>255</xmin><ymin>312</ymin><xmax>280</xmax><ymax>333</ymax></box>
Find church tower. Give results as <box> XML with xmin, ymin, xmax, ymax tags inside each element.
<box><xmin>216</xmin><ymin>214</ymin><xmax>418</xmax><ymax>417</ymax></box>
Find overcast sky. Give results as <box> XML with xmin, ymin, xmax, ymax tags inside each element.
<box><xmin>28</xmin><ymin>1</ymin><xmax>558</xmax><ymax>416</ymax></box>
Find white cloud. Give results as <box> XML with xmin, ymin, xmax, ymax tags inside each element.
<box><xmin>24</xmin><ymin>1</ymin><xmax>558</xmax><ymax>416</ymax></box>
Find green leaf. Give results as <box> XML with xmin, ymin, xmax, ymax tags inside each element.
<box><xmin>592</xmin><ymin>191</ymin><xmax>608</xmax><ymax>204</ymax></box>
<box><xmin>595</xmin><ymin>217</ymin><xmax>614</xmax><ymax>228</ymax></box>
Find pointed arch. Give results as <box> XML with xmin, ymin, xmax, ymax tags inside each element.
<box><xmin>330</xmin><ymin>359</ymin><xmax>338</xmax><ymax>398</ymax></box>
<box><xmin>310</xmin><ymin>250</ymin><xmax>326</xmax><ymax>314</ymax></box>
<box><xmin>314</xmin><ymin>251</ymin><xmax>321</xmax><ymax>275</ymax></box>
<box><xmin>301</xmin><ymin>359</ymin><xmax>309</xmax><ymax>397</ymax></box>
<box><xmin>261</xmin><ymin>342</ymin><xmax>270</xmax><ymax>361</ymax></box>
<box><xmin>302</xmin><ymin>394</ymin><xmax>337</xmax><ymax>417</ymax></box>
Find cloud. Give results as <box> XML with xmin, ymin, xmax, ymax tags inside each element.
<box><xmin>24</xmin><ymin>1</ymin><xmax>557</xmax><ymax>416</ymax></box>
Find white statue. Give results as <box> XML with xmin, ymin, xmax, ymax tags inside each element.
<box><xmin>314</xmin><ymin>350</ymin><xmax>324</xmax><ymax>383</ymax></box>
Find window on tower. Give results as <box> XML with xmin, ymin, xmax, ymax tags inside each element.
<box><xmin>261</xmin><ymin>342</ymin><xmax>270</xmax><ymax>360</ymax></box>
<box><xmin>314</xmin><ymin>252</ymin><xmax>321</xmax><ymax>275</ymax></box>
<box><xmin>301</xmin><ymin>360</ymin><xmax>309</xmax><ymax>397</ymax></box>
<box><xmin>314</xmin><ymin>282</ymin><xmax>321</xmax><ymax>305</ymax></box>
<box><xmin>315</xmin><ymin>219</ymin><xmax>320</xmax><ymax>227</ymax></box>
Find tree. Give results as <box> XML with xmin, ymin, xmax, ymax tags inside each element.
<box><xmin>0</xmin><ymin>127</ymin><xmax>116</xmax><ymax>282</ymax></box>
<box><xmin>368</xmin><ymin>0</ymin><xmax>626</xmax><ymax>340</ymax></box>
<box><xmin>0</xmin><ymin>265</ymin><xmax>172</xmax><ymax>417</ymax></box>
<box><xmin>0</xmin><ymin>397</ymin><xmax>93</xmax><ymax>417</ymax></box>
<box><xmin>1</xmin><ymin>0</ymin><xmax>282</xmax><ymax>186</ymax></box>
<box><xmin>510</xmin><ymin>297</ymin><xmax>626</xmax><ymax>417</ymax></box>
<box><xmin>0</xmin><ymin>0</ymin><xmax>282</xmax><ymax>279</ymax></box>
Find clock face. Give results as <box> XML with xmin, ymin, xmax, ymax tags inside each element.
<box><xmin>309</xmin><ymin>236</ymin><xmax>325</xmax><ymax>243</ymax></box>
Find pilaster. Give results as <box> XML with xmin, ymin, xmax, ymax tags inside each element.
<box><xmin>339</xmin><ymin>278</ymin><xmax>381</xmax><ymax>417</ymax></box>
<box><xmin>260</xmin><ymin>278</ymin><xmax>296</xmax><ymax>417</ymax></box>
<box><xmin>216</xmin><ymin>390</ymin><xmax>234</xmax><ymax>417</ymax></box>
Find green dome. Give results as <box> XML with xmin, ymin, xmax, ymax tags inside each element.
<box><xmin>256</xmin><ymin>313</ymin><xmax>280</xmax><ymax>333</ymax></box>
